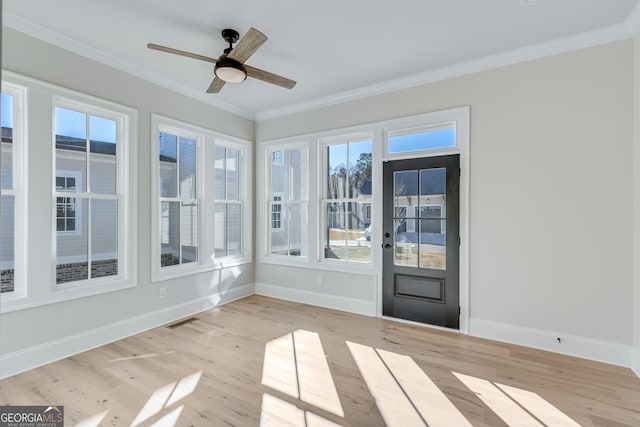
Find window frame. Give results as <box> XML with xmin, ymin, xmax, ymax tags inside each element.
<box><xmin>0</xmin><ymin>81</ymin><xmax>28</xmax><ymax>302</ymax></box>
<box><xmin>261</xmin><ymin>141</ymin><xmax>310</xmax><ymax>262</ymax></box>
<box><xmin>51</xmin><ymin>96</ymin><xmax>135</xmax><ymax>291</ymax></box>
<box><xmin>1</xmin><ymin>71</ymin><xmax>138</xmax><ymax>313</ymax></box>
<box><xmin>257</xmin><ymin>106</ymin><xmax>469</xmax><ymax>284</ymax></box>
<box><xmin>320</xmin><ymin>133</ymin><xmax>374</xmax><ymax>265</ymax></box>
<box><xmin>151</xmin><ymin>114</ymin><xmax>252</xmax><ymax>283</ymax></box>
<box><xmin>212</xmin><ymin>141</ymin><xmax>245</xmax><ymax>260</ymax></box>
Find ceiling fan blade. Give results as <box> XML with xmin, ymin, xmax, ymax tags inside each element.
<box><xmin>207</xmin><ymin>76</ymin><xmax>226</xmax><ymax>93</ymax></box>
<box><xmin>147</xmin><ymin>43</ymin><xmax>218</xmax><ymax>64</ymax></box>
<box><xmin>245</xmin><ymin>65</ymin><xmax>296</xmax><ymax>89</ymax></box>
<box><xmin>227</xmin><ymin>27</ymin><xmax>267</xmax><ymax>64</ymax></box>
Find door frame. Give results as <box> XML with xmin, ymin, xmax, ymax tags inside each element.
<box><xmin>373</xmin><ymin>106</ymin><xmax>470</xmax><ymax>334</ymax></box>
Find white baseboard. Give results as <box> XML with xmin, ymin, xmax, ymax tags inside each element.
<box><xmin>255</xmin><ymin>282</ymin><xmax>376</xmax><ymax>317</ymax></box>
<box><xmin>470</xmin><ymin>318</ymin><xmax>632</xmax><ymax>368</ymax></box>
<box><xmin>0</xmin><ymin>283</ymin><xmax>254</xmax><ymax>380</ymax></box>
<box><xmin>632</xmin><ymin>347</ymin><xmax>640</xmax><ymax>378</ymax></box>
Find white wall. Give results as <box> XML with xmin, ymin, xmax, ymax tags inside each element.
<box><xmin>633</xmin><ymin>34</ymin><xmax>640</xmax><ymax>377</ymax></box>
<box><xmin>0</xmin><ymin>28</ymin><xmax>255</xmax><ymax>377</ymax></box>
<box><xmin>256</xmin><ymin>40</ymin><xmax>635</xmax><ymax>367</ymax></box>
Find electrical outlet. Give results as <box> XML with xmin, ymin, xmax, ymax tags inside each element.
<box><xmin>159</xmin><ymin>287</ymin><xmax>167</xmax><ymax>299</ymax></box>
<box><xmin>316</xmin><ymin>275</ymin><xmax>323</xmax><ymax>286</ymax></box>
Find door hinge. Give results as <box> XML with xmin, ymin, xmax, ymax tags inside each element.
<box><xmin>459</xmin><ymin>306</ymin><xmax>461</xmax><ymax>315</ymax></box>
<box><xmin>459</xmin><ymin>236</ymin><xmax>461</xmax><ymax>246</ymax></box>
<box><xmin>459</xmin><ymin>168</ymin><xmax>461</xmax><ymax>177</ymax></box>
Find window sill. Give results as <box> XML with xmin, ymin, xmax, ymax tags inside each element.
<box><xmin>151</xmin><ymin>257</ymin><xmax>252</xmax><ymax>283</ymax></box>
<box><xmin>259</xmin><ymin>256</ymin><xmax>377</xmax><ymax>276</ymax></box>
<box><xmin>0</xmin><ymin>278</ymin><xmax>136</xmax><ymax>314</ymax></box>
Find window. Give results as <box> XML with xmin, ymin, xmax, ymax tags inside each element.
<box><xmin>267</xmin><ymin>145</ymin><xmax>308</xmax><ymax>258</ymax></box>
<box><xmin>152</xmin><ymin>115</ymin><xmax>252</xmax><ymax>281</ymax></box>
<box><xmin>0</xmin><ymin>84</ymin><xmax>25</xmax><ymax>297</ymax></box>
<box><xmin>1</xmin><ymin>71</ymin><xmax>136</xmax><ymax>313</ymax></box>
<box><xmin>387</xmin><ymin>122</ymin><xmax>455</xmax><ymax>155</ymax></box>
<box><xmin>54</xmin><ymin>105</ymin><xmax>124</xmax><ymax>285</ymax></box>
<box><xmin>271</xmin><ymin>193</ymin><xmax>283</xmax><ymax>230</ymax></box>
<box><xmin>323</xmin><ymin>136</ymin><xmax>372</xmax><ymax>263</ymax></box>
<box><xmin>214</xmin><ymin>143</ymin><xmax>243</xmax><ymax>258</ymax></box>
<box><xmin>158</xmin><ymin>131</ymin><xmax>199</xmax><ymax>267</ymax></box>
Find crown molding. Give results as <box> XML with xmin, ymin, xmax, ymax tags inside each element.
<box><xmin>4</xmin><ymin>10</ymin><xmax>636</xmax><ymax>123</ymax></box>
<box><xmin>2</xmin><ymin>12</ymin><xmax>254</xmax><ymax>120</ymax></box>
<box><xmin>625</xmin><ymin>1</ymin><xmax>640</xmax><ymax>35</ymax></box>
<box><xmin>255</xmin><ymin>22</ymin><xmax>632</xmax><ymax>121</ymax></box>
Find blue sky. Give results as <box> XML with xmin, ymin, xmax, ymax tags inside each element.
<box><xmin>1</xmin><ymin>94</ymin><xmax>12</xmax><ymax>128</ymax></box>
<box><xmin>388</xmin><ymin>128</ymin><xmax>455</xmax><ymax>154</ymax></box>
<box><xmin>328</xmin><ymin>140</ymin><xmax>372</xmax><ymax>171</ymax></box>
<box><xmin>55</xmin><ymin>107</ymin><xmax>116</xmax><ymax>143</ymax></box>
<box><xmin>2</xmin><ymin>101</ymin><xmax>116</xmax><ymax>143</ymax></box>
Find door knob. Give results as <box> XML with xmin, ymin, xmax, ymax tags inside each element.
<box><xmin>382</xmin><ymin>243</ymin><xmax>392</xmax><ymax>249</ymax></box>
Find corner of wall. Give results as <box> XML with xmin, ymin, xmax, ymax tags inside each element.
<box><xmin>632</xmin><ymin>347</ymin><xmax>640</xmax><ymax>377</ymax></box>
<box><xmin>634</xmin><ymin>34</ymin><xmax>640</xmax><ymax>379</ymax></box>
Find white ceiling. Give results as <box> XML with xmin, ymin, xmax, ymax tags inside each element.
<box><xmin>4</xmin><ymin>0</ymin><xmax>640</xmax><ymax>119</ymax></box>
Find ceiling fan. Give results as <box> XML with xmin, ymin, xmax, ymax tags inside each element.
<box><xmin>147</xmin><ymin>27</ymin><xmax>296</xmax><ymax>93</ymax></box>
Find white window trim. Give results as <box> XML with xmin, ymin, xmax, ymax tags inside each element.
<box><xmin>258</xmin><ymin>141</ymin><xmax>310</xmax><ymax>264</ymax></box>
<box><xmin>212</xmin><ymin>140</ymin><xmax>248</xmax><ymax>262</ymax></box>
<box><xmin>1</xmin><ymin>71</ymin><xmax>137</xmax><ymax>313</ymax></box>
<box><xmin>151</xmin><ymin>114</ymin><xmax>252</xmax><ymax>283</ymax></box>
<box><xmin>320</xmin><ymin>132</ymin><xmax>374</xmax><ymax>266</ymax></box>
<box><xmin>0</xmin><ymin>81</ymin><xmax>28</xmax><ymax>303</ymax></box>
<box><xmin>257</xmin><ymin>106</ymin><xmax>470</xmax><ymax>333</ymax></box>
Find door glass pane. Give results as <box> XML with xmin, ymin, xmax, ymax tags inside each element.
<box><xmin>419</xmin><ymin>168</ymin><xmax>446</xmax><ymax>270</ymax></box>
<box><xmin>159</xmin><ymin>132</ymin><xmax>177</xmax><ymax>198</ymax></box>
<box><xmin>393</xmin><ymin>170</ymin><xmax>420</xmax><ymax>267</ymax></box>
<box><xmin>56</xmin><ymin>199</ymin><xmax>89</xmax><ymax>284</ymax></box>
<box><xmin>89</xmin><ymin>116</ymin><xmax>117</xmax><ymax>195</ymax></box>
<box><xmin>394</xmin><ymin>218</ymin><xmax>417</xmax><ymax>268</ymax></box>
<box><xmin>91</xmin><ymin>199</ymin><xmax>118</xmax><ymax>278</ymax></box>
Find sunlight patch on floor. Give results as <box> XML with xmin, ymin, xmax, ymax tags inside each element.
<box><xmin>495</xmin><ymin>382</ymin><xmax>581</xmax><ymax>427</ymax></box>
<box><xmin>261</xmin><ymin>332</ymin><xmax>299</xmax><ymax>398</ymax></box>
<box><xmin>377</xmin><ymin>348</ymin><xmax>472</xmax><ymax>426</ymax></box>
<box><xmin>261</xmin><ymin>330</ymin><xmax>343</xmax><ymax>417</ymax></box>
<box><xmin>347</xmin><ymin>341</ymin><xmax>432</xmax><ymax>427</ymax></box>
<box><xmin>454</xmin><ymin>372</ymin><xmax>543</xmax><ymax>426</ymax></box>
<box><xmin>131</xmin><ymin>371</ymin><xmax>202</xmax><ymax>427</ymax></box>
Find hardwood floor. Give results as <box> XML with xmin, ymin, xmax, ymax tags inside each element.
<box><xmin>1</xmin><ymin>295</ymin><xmax>639</xmax><ymax>426</ymax></box>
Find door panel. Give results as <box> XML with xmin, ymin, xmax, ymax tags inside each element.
<box><xmin>382</xmin><ymin>154</ymin><xmax>460</xmax><ymax>329</ymax></box>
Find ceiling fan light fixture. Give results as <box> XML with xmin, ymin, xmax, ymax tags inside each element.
<box><xmin>215</xmin><ymin>57</ymin><xmax>247</xmax><ymax>83</ymax></box>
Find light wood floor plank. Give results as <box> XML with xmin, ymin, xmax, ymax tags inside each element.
<box><xmin>0</xmin><ymin>295</ymin><xmax>639</xmax><ymax>426</ymax></box>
